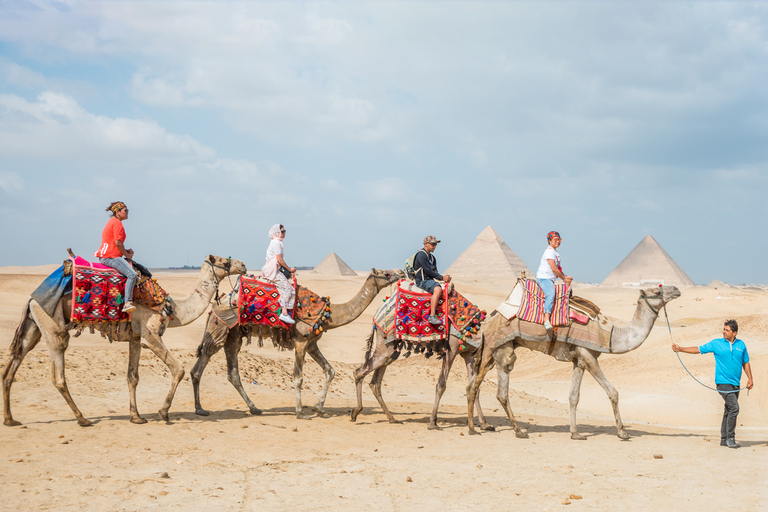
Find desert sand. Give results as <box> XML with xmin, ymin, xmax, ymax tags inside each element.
<box><xmin>1</xmin><ymin>267</ymin><xmax>766</xmax><ymax>511</ymax></box>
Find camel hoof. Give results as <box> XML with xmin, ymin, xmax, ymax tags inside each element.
<box><xmin>297</xmin><ymin>413</ymin><xmax>313</xmax><ymax>420</ymax></box>
<box><xmin>195</xmin><ymin>409</ymin><xmax>210</xmax><ymax>416</ymax></box>
<box><xmin>4</xmin><ymin>419</ymin><xmax>22</xmax><ymax>427</ymax></box>
<box><xmin>350</xmin><ymin>410</ymin><xmax>361</xmax><ymax>422</ymax></box>
<box><xmin>468</xmin><ymin>428</ymin><xmax>480</xmax><ymax>436</ymax></box>
<box><xmin>427</xmin><ymin>423</ymin><xmax>441</xmax><ymax>431</ymax></box>
<box><xmin>130</xmin><ymin>417</ymin><xmax>148</xmax><ymax>425</ymax></box>
<box><xmin>515</xmin><ymin>430</ymin><xmax>529</xmax><ymax>439</ymax></box>
<box><xmin>482</xmin><ymin>424</ymin><xmax>496</xmax><ymax>432</ymax></box>
<box><xmin>388</xmin><ymin>419</ymin><xmax>403</xmax><ymax>425</ymax></box>
<box><xmin>571</xmin><ymin>432</ymin><xmax>587</xmax><ymax>440</ymax></box>
<box><xmin>618</xmin><ymin>431</ymin><xmax>630</xmax><ymax>440</ymax></box>
<box><xmin>77</xmin><ymin>418</ymin><xmax>93</xmax><ymax>427</ymax></box>
<box><xmin>249</xmin><ymin>407</ymin><xmax>263</xmax><ymax>416</ymax></box>
<box><xmin>158</xmin><ymin>410</ymin><xmax>169</xmax><ymax>422</ymax></box>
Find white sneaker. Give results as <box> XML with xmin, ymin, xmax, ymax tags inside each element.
<box><xmin>279</xmin><ymin>313</ymin><xmax>295</xmax><ymax>324</ymax></box>
<box><xmin>544</xmin><ymin>320</ymin><xmax>553</xmax><ymax>330</ymax></box>
<box><xmin>122</xmin><ymin>301</ymin><xmax>136</xmax><ymax>313</ymax></box>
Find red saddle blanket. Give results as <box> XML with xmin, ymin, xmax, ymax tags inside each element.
<box><xmin>71</xmin><ymin>262</ymin><xmax>131</xmax><ymax>324</ymax></box>
<box><xmin>238</xmin><ymin>276</ymin><xmax>294</xmax><ymax>328</ymax></box>
<box><xmin>517</xmin><ymin>279</ymin><xmax>570</xmax><ymax>326</ymax></box>
<box><xmin>394</xmin><ymin>281</ymin><xmax>485</xmax><ymax>343</ymax></box>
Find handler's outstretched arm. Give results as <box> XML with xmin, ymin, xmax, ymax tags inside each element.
<box><xmin>672</xmin><ymin>344</ymin><xmax>700</xmax><ymax>354</ymax></box>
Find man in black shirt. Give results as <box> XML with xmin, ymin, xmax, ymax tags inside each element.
<box><xmin>414</xmin><ymin>235</ymin><xmax>452</xmax><ymax>325</ymax></box>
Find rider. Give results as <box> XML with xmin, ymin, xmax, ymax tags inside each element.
<box><xmin>94</xmin><ymin>201</ymin><xmax>137</xmax><ymax>313</ymax></box>
<box><xmin>536</xmin><ymin>231</ymin><xmax>572</xmax><ymax>332</ymax></box>
<box><xmin>261</xmin><ymin>223</ymin><xmax>296</xmax><ymax>324</ymax></box>
<box><xmin>414</xmin><ymin>235</ymin><xmax>451</xmax><ymax>325</ymax></box>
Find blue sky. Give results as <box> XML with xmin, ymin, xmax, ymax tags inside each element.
<box><xmin>1</xmin><ymin>1</ymin><xmax>766</xmax><ymax>284</ymax></box>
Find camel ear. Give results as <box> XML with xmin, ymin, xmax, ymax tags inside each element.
<box><xmin>638</xmin><ymin>289</ymin><xmax>646</xmax><ymax>297</ymax></box>
<box><xmin>208</xmin><ymin>254</ymin><xmax>215</xmax><ymax>263</ymax></box>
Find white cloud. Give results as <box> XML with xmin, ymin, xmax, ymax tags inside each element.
<box><xmin>0</xmin><ymin>171</ymin><xmax>24</xmax><ymax>192</ymax></box>
<box><xmin>0</xmin><ymin>92</ymin><xmax>215</xmax><ymax>161</ymax></box>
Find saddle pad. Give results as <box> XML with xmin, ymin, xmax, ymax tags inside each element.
<box><xmin>495</xmin><ymin>281</ymin><xmax>523</xmax><ymax>320</ymax></box>
<box><xmin>294</xmin><ymin>285</ymin><xmax>328</xmax><ymax>326</ymax></box>
<box><xmin>570</xmin><ymin>295</ymin><xmax>601</xmax><ymax>318</ymax></box>
<box><xmin>395</xmin><ymin>283</ymin><xmax>447</xmax><ymax>342</ymax></box>
<box><xmin>71</xmin><ymin>264</ymin><xmax>131</xmax><ymax>323</ymax></box>
<box><xmin>134</xmin><ymin>276</ymin><xmax>169</xmax><ymax>310</ymax></box>
<box><xmin>238</xmin><ymin>276</ymin><xmax>293</xmax><ymax>329</ymax></box>
<box><xmin>447</xmin><ymin>289</ymin><xmax>481</xmax><ymax>332</ymax></box>
<box><xmin>373</xmin><ymin>293</ymin><xmax>398</xmax><ymax>336</ymax></box>
<box><xmin>74</xmin><ymin>255</ymin><xmax>112</xmax><ymax>270</ymax></box>
<box><xmin>517</xmin><ymin>279</ymin><xmax>570</xmax><ymax>326</ymax></box>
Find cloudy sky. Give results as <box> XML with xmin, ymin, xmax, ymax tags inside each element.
<box><xmin>1</xmin><ymin>1</ymin><xmax>766</xmax><ymax>284</ymax></box>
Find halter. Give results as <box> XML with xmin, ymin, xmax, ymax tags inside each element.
<box><xmin>204</xmin><ymin>257</ymin><xmax>232</xmax><ymax>288</ymax></box>
<box><xmin>640</xmin><ymin>290</ymin><xmax>665</xmax><ymax>316</ymax></box>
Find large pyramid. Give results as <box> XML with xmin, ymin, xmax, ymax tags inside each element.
<box><xmin>311</xmin><ymin>252</ymin><xmax>358</xmax><ymax>276</ymax></box>
<box><xmin>602</xmin><ymin>235</ymin><xmax>694</xmax><ymax>286</ymax></box>
<box><xmin>445</xmin><ymin>226</ymin><xmax>532</xmax><ymax>282</ymax></box>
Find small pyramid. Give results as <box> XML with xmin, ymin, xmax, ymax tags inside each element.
<box><xmin>311</xmin><ymin>252</ymin><xmax>358</xmax><ymax>276</ymax></box>
<box><xmin>709</xmin><ymin>279</ymin><xmax>729</xmax><ymax>288</ymax></box>
<box><xmin>445</xmin><ymin>226</ymin><xmax>532</xmax><ymax>282</ymax></box>
<box><xmin>602</xmin><ymin>235</ymin><xmax>694</xmax><ymax>286</ymax></box>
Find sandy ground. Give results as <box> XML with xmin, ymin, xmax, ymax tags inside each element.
<box><xmin>1</xmin><ymin>267</ymin><xmax>767</xmax><ymax>511</ymax></box>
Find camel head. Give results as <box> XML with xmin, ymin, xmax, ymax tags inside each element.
<box><xmin>205</xmin><ymin>255</ymin><xmax>247</xmax><ymax>278</ymax></box>
<box><xmin>370</xmin><ymin>268</ymin><xmax>405</xmax><ymax>286</ymax></box>
<box><xmin>638</xmin><ymin>285</ymin><xmax>681</xmax><ymax>314</ymax></box>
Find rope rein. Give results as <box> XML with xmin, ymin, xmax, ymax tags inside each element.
<box><xmin>662</xmin><ymin>302</ymin><xmax>747</xmax><ymax>396</ymax></box>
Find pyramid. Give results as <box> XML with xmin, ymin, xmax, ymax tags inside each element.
<box><xmin>444</xmin><ymin>226</ymin><xmax>532</xmax><ymax>282</ymax></box>
<box><xmin>602</xmin><ymin>235</ymin><xmax>694</xmax><ymax>286</ymax></box>
<box><xmin>709</xmin><ymin>279</ymin><xmax>729</xmax><ymax>288</ymax></box>
<box><xmin>311</xmin><ymin>252</ymin><xmax>358</xmax><ymax>276</ymax></box>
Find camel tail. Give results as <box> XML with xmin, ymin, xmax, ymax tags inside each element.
<box><xmin>10</xmin><ymin>301</ymin><xmax>32</xmax><ymax>359</ymax></box>
<box><xmin>363</xmin><ymin>327</ymin><xmax>376</xmax><ymax>363</ymax></box>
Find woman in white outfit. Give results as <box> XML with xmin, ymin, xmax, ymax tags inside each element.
<box><xmin>535</xmin><ymin>231</ymin><xmax>572</xmax><ymax>332</ymax></box>
<box><xmin>261</xmin><ymin>224</ymin><xmax>296</xmax><ymax>324</ymax></box>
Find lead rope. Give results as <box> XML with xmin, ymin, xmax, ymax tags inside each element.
<box><xmin>662</xmin><ymin>303</ymin><xmax>747</xmax><ymax>396</ymax></box>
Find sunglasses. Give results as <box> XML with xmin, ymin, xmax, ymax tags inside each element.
<box><xmin>280</xmin><ymin>229</ymin><xmax>286</xmax><ymax>233</ymax></box>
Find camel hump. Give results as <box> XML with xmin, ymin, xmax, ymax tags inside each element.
<box><xmin>570</xmin><ymin>295</ymin><xmax>601</xmax><ymax>318</ymax></box>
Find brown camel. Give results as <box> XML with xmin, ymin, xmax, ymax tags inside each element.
<box><xmin>2</xmin><ymin>255</ymin><xmax>246</xmax><ymax>426</ymax></box>
<box><xmin>465</xmin><ymin>285</ymin><xmax>681</xmax><ymax>439</ymax></box>
<box><xmin>350</xmin><ymin>322</ymin><xmax>494</xmax><ymax>431</ymax></box>
<box><xmin>191</xmin><ymin>268</ymin><xmax>404</xmax><ymax>418</ymax></box>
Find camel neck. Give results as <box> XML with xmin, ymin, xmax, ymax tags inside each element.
<box><xmin>326</xmin><ymin>275</ymin><xmax>383</xmax><ymax>329</ymax></box>
<box><xmin>609</xmin><ymin>299</ymin><xmax>660</xmax><ymax>354</ymax></box>
<box><xmin>167</xmin><ymin>264</ymin><xmax>222</xmax><ymax>327</ymax></box>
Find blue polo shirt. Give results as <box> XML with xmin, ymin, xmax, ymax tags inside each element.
<box><xmin>699</xmin><ymin>338</ymin><xmax>750</xmax><ymax>386</ymax></box>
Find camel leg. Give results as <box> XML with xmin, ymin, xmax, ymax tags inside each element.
<box><xmin>292</xmin><ymin>339</ymin><xmax>312</xmax><ymax>419</ymax></box>
<box><xmin>190</xmin><ymin>328</ymin><xmax>228</xmax><ymax>416</ymax></box>
<box><xmin>581</xmin><ymin>352</ymin><xmax>628</xmax><ymax>440</ymax></box>
<box><xmin>140</xmin><ymin>318</ymin><xmax>185</xmax><ymax>423</ymax></box>
<box><xmin>568</xmin><ymin>361</ymin><xmax>587</xmax><ymax>439</ymax></box>
<box><xmin>494</xmin><ymin>345</ymin><xmax>527</xmax><ymax>438</ymax></box>
<box><xmin>127</xmin><ymin>338</ymin><xmax>147</xmax><ymax>424</ymax></box>
<box><xmin>351</xmin><ymin>332</ymin><xmax>395</xmax><ymax>422</ymax></box>
<box><xmin>27</xmin><ymin>302</ymin><xmax>92</xmax><ymax>427</ymax></box>
<box><xmin>2</xmin><ymin>314</ymin><xmax>42</xmax><ymax>426</ymax></box>
<box><xmin>224</xmin><ymin>332</ymin><xmax>261</xmax><ymax>416</ymax></box>
<box><xmin>461</xmin><ymin>350</ymin><xmax>493</xmax><ymax>431</ymax></box>
<box><xmin>306</xmin><ymin>342</ymin><xmax>335</xmax><ymax>416</ymax></box>
<box><xmin>368</xmin><ymin>365</ymin><xmax>400</xmax><ymax>424</ymax></box>
<box><xmin>466</xmin><ymin>338</ymin><xmax>496</xmax><ymax>435</ymax></box>
<box><xmin>428</xmin><ymin>344</ymin><xmax>458</xmax><ymax>430</ymax></box>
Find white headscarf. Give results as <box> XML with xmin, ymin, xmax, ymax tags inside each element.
<box><xmin>268</xmin><ymin>224</ymin><xmax>283</xmax><ymax>240</ymax></box>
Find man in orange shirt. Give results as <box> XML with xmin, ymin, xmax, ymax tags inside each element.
<box><xmin>94</xmin><ymin>201</ymin><xmax>137</xmax><ymax>313</ymax></box>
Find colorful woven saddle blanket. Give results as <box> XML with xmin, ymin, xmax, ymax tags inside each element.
<box><xmin>237</xmin><ymin>276</ymin><xmax>330</xmax><ymax>333</ymax></box>
<box><xmin>376</xmin><ymin>280</ymin><xmax>486</xmax><ymax>344</ymax></box>
<box><xmin>495</xmin><ymin>279</ymin><xmax>570</xmax><ymax>326</ymax></box>
<box><xmin>486</xmin><ymin>309</ymin><xmax>613</xmax><ymax>355</ymax></box>
<box><xmin>70</xmin><ymin>257</ymin><xmax>171</xmax><ymax>324</ymax></box>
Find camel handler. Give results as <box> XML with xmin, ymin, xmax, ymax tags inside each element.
<box><xmin>94</xmin><ymin>201</ymin><xmax>137</xmax><ymax>313</ymax></box>
<box><xmin>672</xmin><ymin>320</ymin><xmax>753</xmax><ymax>449</ymax></box>
<box><xmin>413</xmin><ymin>235</ymin><xmax>451</xmax><ymax>326</ymax></box>
<box><xmin>536</xmin><ymin>231</ymin><xmax>572</xmax><ymax>333</ymax></box>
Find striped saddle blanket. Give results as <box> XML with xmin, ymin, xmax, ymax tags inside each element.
<box><xmin>510</xmin><ymin>279</ymin><xmax>571</xmax><ymax>326</ymax></box>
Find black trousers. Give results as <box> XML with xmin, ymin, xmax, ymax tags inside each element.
<box><xmin>716</xmin><ymin>384</ymin><xmax>740</xmax><ymax>440</ymax></box>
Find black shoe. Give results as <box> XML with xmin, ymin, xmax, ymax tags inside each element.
<box><xmin>720</xmin><ymin>438</ymin><xmax>727</xmax><ymax>447</ymax></box>
<box><xmin>726</xmin><ymin>438</ymin><xmax>740</xmax><ymax>449</ymax></box>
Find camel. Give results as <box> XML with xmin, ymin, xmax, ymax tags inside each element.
<box><xmin>191</xmin><ymin>268</ymin><xmax>404</xmax><ymax>419</ymax></box>
<box><xmin>465</xmin><ymin>285</ymin><xmax>681</xmax><ymax>439</ymax></box>
<box><xmin>351</xmin><ymin>320</ymin><xmax>494</xmax><ymax>431</ymax></box>
<box><xmin>2</xmin><ymin>255</ymin><xmax>246</xmax><ymax>426</ymax></box>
